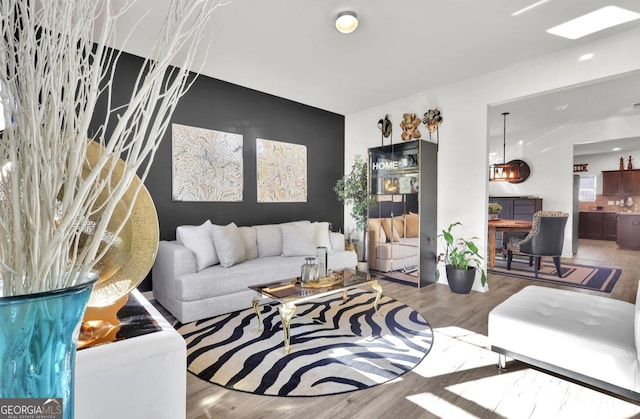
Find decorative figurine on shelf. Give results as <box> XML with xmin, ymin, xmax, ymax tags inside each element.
<box><xmin>400</xmin><ymin>113</ymin><xmax>422</xmax><ymax>141</ymax></box>
<box><xmin>628</xmin><ymin>155</ymin><xmax>633</xmax><ymax>170</ymax></box>
<box><xmin>377</xmin><ymin>114</ymin><xmax>392</xmax><ymax>145</ymax></box>
<box><xmin>422</xmin><ymin>107</ymin><xmax>443</xmax><ymax>151</ymax></box>
<box><xmin>620</xmin><ymin>157</ymin><xmax>625</xmax><ymax>170</ymax></box>
<box><xmin>422</xmin><ymin>108</ymin><xmax>443</xmax><ymax>133</ymax></box>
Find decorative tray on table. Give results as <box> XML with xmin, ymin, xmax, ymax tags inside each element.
<box><xmin>294</xmin><ymin>272</ymin><xmax>344</xmax><ymax>288</ymax></box>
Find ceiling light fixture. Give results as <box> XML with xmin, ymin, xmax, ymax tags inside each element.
<box><xmin>335</xmin><ymin>11</ymin><xmax>358</xmax><ymax>34</ymax></box>
<box><xmin>512</xmin><ymin>0</ymin><xmax>552</xmax><ymax>17</ymax></box>
<box><xmin>489</xmin><ymin>112</ymin><xmax>530</xmax><ymax>183</ymax></box>
<box><xmin>546</xmin><ymin>6</ymin><xmax>640</xmax><ymax>40</ymax></box>
<box><xmin>578</xmin><ymin>52</ymin><xmax>594</xmax><ymax>61</ymax></box>
<box><xmin>613</xmin><ymin>147</ymin><xmax>622</xmax><ymax>151</ymax></box>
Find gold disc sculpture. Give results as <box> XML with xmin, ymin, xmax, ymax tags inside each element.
<box><xmin>79</xmin><ymin>140</ymin><xmax>159</xmax><ymax>348</ymax></box>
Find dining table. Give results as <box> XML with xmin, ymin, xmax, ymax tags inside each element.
<box><xmin>487</xmin><ymin>219</ymin><xmax>533</xmax><ymax>270</ymax></box>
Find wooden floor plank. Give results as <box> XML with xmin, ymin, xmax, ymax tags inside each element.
<box><xmin>152</xmin><ymin>239</ymin><xmax>640</xmax><ymax>418</ymax></box>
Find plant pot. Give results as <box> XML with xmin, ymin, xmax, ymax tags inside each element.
<box><xmin>0</xmin><ymin>277</ymin><xmax>97</xmax><ymax>419</ymax></box>
<box><xmin>489</xmin><ymin>213</ymin><xmax>499</xmax><ymax>220</ymax></box>
<box><xmin>445</xmin><ymin>265</ymin><xmax>476</xmax><ymax>294</ymax></box>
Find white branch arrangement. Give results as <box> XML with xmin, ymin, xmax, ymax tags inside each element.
<box><xmin>0</xmin><ymin>0</ymin><xmax>226</xmax><ymax>296</ymax></box>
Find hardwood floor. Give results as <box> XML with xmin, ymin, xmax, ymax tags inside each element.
<box><xmin>158</xmin><ymin>239</ymin><xmax>640</xmax><ymax>418</ymax></box>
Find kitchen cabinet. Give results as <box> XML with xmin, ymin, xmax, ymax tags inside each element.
<box><xmin>578</xmin><ymin>211</ymin><xmax>617</xmax><ymax>241</ymax></box>
<box><xmin>602</xmin><ymin>170</ymin><xmax>640</xmax><ymax>195</ymax></box>
<box><xmin>617</xmin><ymin>213</ymin><xmax>640</xmax><ymax>249</ymax></box>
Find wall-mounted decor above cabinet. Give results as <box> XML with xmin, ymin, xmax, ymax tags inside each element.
<box><xmin>602</xmin><ymin>169</ymin><xmax>640</xmax><ymax>195</ymax></box>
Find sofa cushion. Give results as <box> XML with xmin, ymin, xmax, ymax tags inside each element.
<box><xmin>211</xmin><ymin>222</ymin><xmax>246</xmax><ymax>268</ymax></box>
<box><xmin>239</xmin><ymin>227</ymin><xmax>258</xmax><ymax>260</ymax></box>
<box><xmin>405</xmin><ymin>213</ymin><xmax>419</xmax><ymax>238</ymax></box>
<box><xmin>368</xmin><ymin>218</ymin><xmax>387</xmax><ymax>243</ymax></box>
<box><xmin>381</xmin><ymin>218</ymin><xmax>401</xmax><ymax>242</ymax></box>
<box><xmin>253</xmin><ymin>224</ymin><xmax>283</xmax><ymax>257</ymax></box>
<box><xmin>175</xmin><ymin>252</ymin><xmax>358</xmax><ymax>302</ymax></box>
<box><xmin>282</xmin><ymin>223</ymin><xmax>318</xmax><ymax>256</ymax></box>
<box><xmin>394</xmin><ymin>216</ymin><xmax>405</xmax><ymax>238</ymax></box>
<box><xmin>175</xmin><ymin>220</ymin><xmax>218</xmax><ymax>271</ymax></box>
<box><xmin>489</xmin><ymin>286</ymin><xmax>637</xmax><ymax>392</ymax></box>
<box><xmin>329</xmin><ymin>232</ymin><xmax>345</xmax><ymax>251</ymax></box>
<box><xmin>375</xmin><ymin>238</ymin><xmax>420</xmax><ymax>259</ymax></box>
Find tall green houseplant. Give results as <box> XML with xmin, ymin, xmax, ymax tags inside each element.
<box><xmin>334</xmin><ymin>154</ymin><xmax>376</xmax><ymax>261</ymax></box>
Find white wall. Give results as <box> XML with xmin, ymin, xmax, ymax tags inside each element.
<box><xmin>345</xmin><ymin>27</ymin><xmax>640</xmax><ymax>292</ymax></box>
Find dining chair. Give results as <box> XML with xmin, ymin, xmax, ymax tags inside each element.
<box><xmin>506</xmin><ymin>211</ymin><xmax>569</xmax><ymax>278</ymax></box>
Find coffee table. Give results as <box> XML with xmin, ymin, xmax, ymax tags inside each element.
<box><xmin>249</xmin><ymin>269</ymin><xmax>383</xmax><ymax>354</ymax></box>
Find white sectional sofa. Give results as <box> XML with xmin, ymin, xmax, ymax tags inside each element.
<box><xmin>489</xmin><ymin>285</ymin><xmax>640</xmax><ymax>401</ymax></box>
<box><xmin>152</xmin><ymin>220</ymin><xmax>357</xmax><ymax>323</ymax></box>
<box><xmin>367</xmin><ymin>214</ymin><xmax>419</xmax><ymax>272</ymax></box>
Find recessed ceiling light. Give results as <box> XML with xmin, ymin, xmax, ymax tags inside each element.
<box><xmin>335</xmin><ymin>11</ymin><xmax>358</xmax><ymax>34</ymax></box>
<box><xmin>546</xmin><ymin>6</ymin><xmax>640</xmax><ymax>40</ymax></box>
<box><xmin>512</xmin><ymin>0</ymin><xmax>552</xmax><ymax>17</ymax></box>
<box><xmin>578</xmin><ymin>53</ymin><xmax>594</xmax><ymax>61</ymax></box>
<box><xmin>613</xmin><ymin>147</ymin><xmax>622</xmax><ymax>151</ymax></box>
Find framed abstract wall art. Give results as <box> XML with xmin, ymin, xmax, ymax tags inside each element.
<box><xmin>172</xmin><ymin>124</ymin><xmax>243</xmax><ymax>202</ymax></box>
<box><xmin>256</xmin><ymin>138</ymin><xmax>307</xmax><ymax>202</ymax></box>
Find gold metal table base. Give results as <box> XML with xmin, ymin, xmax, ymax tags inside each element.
<box><xmin>253</xmin><ymin>279</ymin><xmax>383</xmax><ymax>354</ymax></box>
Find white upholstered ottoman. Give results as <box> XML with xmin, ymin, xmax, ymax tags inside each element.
<box><xmin>488</xmin><ymin>285</ymin><xmax>640</xmax><ymax>401</ymax></box>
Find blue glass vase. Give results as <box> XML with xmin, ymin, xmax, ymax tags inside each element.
<box><xmin>0</xmin><ymin>277</ymin><xmax>96</xmax><ymax>419</ymax></box>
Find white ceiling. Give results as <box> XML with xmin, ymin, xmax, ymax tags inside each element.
<box><xmin>488</xmin><ymin>70</ymin><xmax>640</xmax><ymax>156</ymax></box>
<box><xmin>107</xmin><ymin>0</ymin><xmax>640</xmax><ymax>115</ymax></box>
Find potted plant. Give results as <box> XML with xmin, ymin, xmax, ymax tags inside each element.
<box><xmin>435</xmin><ymin>222</ymin><xmax>487</xmax><ymax>294</ymax></box>
<box><xmin>488</xmin><ymin>202</ymin><xmax>502</xmax><ymax>220</ymax></box>
<box><xmin>334</xmin><ymin>154</ymin><xmax>376</xmax><ymax>262</ymax></box>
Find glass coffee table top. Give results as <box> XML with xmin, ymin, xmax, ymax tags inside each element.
<box><xmin>250</xmin><ymin>269</ymin><xmax>374</xmax><ymax>303</ymax></box>
<box><xmin>250</xmin><ymin>269</ymin><xmax>383</xmax><ymax>354</ymax></box>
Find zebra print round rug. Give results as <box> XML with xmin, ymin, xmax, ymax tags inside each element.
<box><xmin>175</xmin><ymin>289</ymin><xmax>433</xmax><ymax>396</ymax></box>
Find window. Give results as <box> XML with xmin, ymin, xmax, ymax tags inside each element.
<box><xmin>579</xmin><ymin>175</ymin><xmax>596</xmax><ymax>202</ymax></box>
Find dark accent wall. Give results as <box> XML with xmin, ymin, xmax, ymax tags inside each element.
<box><xmin>91</xmin><ymin>52</ymin><xmax>346</xmax><ymax>291</ymax></box>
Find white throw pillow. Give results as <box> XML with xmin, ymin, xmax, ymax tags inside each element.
<box><xmin>329</xmin><ymin>232</ymin><xmax>345</xmax><ymax>251</ymax></box>
<box><xmin>211</xmin><ymin>223</ymin><xmax>246</xmax><ymax>268</ymax></box>
<box><xmin>253</xmin><ymin>224</ymin><xmax>283</xmax><ymax>257</ymax></box>
<box><xmin>281</xmin><ymin>220</ymin><xmax>311</xmax><ymax>226</ymax></box>
<box><xmin>282</xmin><ymin>223</ymin><xmax>318</xmax><ymax>256</ymax></box>
<box><xmin>175</xmin><ymin>220</ymin><xmax>218</xmax><ymax>271</ymax></box>
<box><xmin>239</xmin><ymin>226</ymin><xmax>259</xmax><ymax>260</ymax></box>
<box><xmin>315</xmin><ymin>222</ymin><xmax>332</xmax><ymax>250</ymax></box>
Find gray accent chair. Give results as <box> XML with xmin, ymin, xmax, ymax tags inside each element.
<box><xmin>506</xmin><ymin>211</ymin><xmax>569</xmax><ymax>278</ymax></box>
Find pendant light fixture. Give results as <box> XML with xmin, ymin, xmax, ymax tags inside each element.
<box><xmin>489</xmin><ymin>112</ymin><xmax>530</xmax><ymax>183</ymax></box>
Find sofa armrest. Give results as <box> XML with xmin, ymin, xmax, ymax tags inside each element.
<box><xmin>152</xmin><ymin>241</ymin><xmax>197</xmax><ymax>305</ymax></box>
<box><xmin>329</xmin><ymin>232</ymin><xmax>345</xmax><ymax>251</ymax></box>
